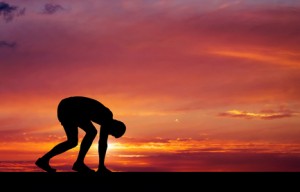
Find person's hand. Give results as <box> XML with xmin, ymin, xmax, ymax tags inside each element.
<box><xmin>97</xmin><ymin>166</ymin><xmax>112</xmax><ymax>174</ymax></box>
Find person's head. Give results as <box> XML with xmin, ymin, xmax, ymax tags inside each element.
<box><xmin>109</xmin><ymin>119</ymin><xmax>126</xmax><ymax>138</ymax></box>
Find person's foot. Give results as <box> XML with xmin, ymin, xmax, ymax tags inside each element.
<box><xmin>35</xmin><ymin>158</ymin><xmax>56</xmax><ymax>173</ymax></box>
<box><xmin>72</xmin><ymin>162</ymin><xmax>95</xmax><ymax>173</ymax></box>
<box><xmin>96</xmin><ymin>166</ymin><xmax>112</xmax><ymax>174</ymax></box>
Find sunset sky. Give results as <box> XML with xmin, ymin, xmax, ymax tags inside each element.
<box><xmin>1</xmin><ymin>0</ymin><xmax>300</xmax><ymax>172</ymax></box>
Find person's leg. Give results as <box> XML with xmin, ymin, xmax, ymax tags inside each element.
<box><xmin>72</xmin><ymin>121</ymin><xmax>97</xmax><ymax>172</ymax></box>
<box><xmin>35</xmin><ymin>123</ymin><xmax>78</xmax><ymax>172</ymax></box>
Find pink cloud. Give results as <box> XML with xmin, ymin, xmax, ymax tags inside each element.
<box><xmin>1</xmin><ymin>5</ymin><xmax>299</xmax><ymax>109</ymax></box>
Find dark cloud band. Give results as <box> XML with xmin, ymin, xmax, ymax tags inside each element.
<box><xmin>0</xmin><ymin>40</ymin><xmax>16</xmax><ymax>48</ymax></box>
<box><xmin>42</xmin><ymin>3</ymin><xmax>65</xmax><ymax>14</ymax></box>
<box><xmin>0</xmin><ymin>2</ymin><xmax>25</xmax><ymax>22</ymax></box>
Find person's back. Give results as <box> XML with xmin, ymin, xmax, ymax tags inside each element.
<box><xmin>58</xmin><ymin>96</ymin><xmax>113</xmax><ymax>126</ymax></box>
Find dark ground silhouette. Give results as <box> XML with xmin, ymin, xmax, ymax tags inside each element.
<box><xmin>1</xmin><ymin>172</ymin><xmax>297</xmax><ymax>191</ymax></box>
<box><xmin>35</xmin><ymin>96</ymin><xmax>126</xmax><ymax>173</ymax></box>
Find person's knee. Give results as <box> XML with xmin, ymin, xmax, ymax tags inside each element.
<box><xmin>66</xmin><ymin>139</ymin><xmax>78</xmax><ymax>148</ymax></box>
<box><xmin>88</xmin><ymin>129</ymin><xmax>97</xmax><ymax>137</ymax></box>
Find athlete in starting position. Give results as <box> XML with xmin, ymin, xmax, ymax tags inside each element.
<box><xmin>35</xmin><ymin>96</ymin><xmax>126</xmax><ymax>173</ymax></box>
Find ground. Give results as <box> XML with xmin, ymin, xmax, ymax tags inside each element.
<box><xmin>1</xmin><ymin>172</ymin><xmax>297</xmax><ymax>191</ymax></box>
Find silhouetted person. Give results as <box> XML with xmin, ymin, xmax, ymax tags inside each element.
<box><xmin>35</xmin><ymin>96</ymin><xmax>126</xmax><ymax>173</ymax></box>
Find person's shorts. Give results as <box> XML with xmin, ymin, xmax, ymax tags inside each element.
<box><xmin>57</xmin><ymin>100</ymin><xmax>86</xmax><ymax>127</ymax></box>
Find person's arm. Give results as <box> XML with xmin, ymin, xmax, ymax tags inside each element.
<box><xmin>97</xmin><ymin>124</ymin><xmax>111</xmax><ymax>173</ymax></box>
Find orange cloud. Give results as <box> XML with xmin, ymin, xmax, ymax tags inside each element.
<box><xmin>211</xmin><ymin>50</ymin><xmax>300</xmax><ymax>68</ymax></box>
<box><xmin>218</xmin><ymin>108</ymin><xmax>297</xmax><ymax>120</ymax></box>
<box><xmin>2</xmin><ymin>137</ymin><xmax>300</xmax><ymax>172</ymax></box>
